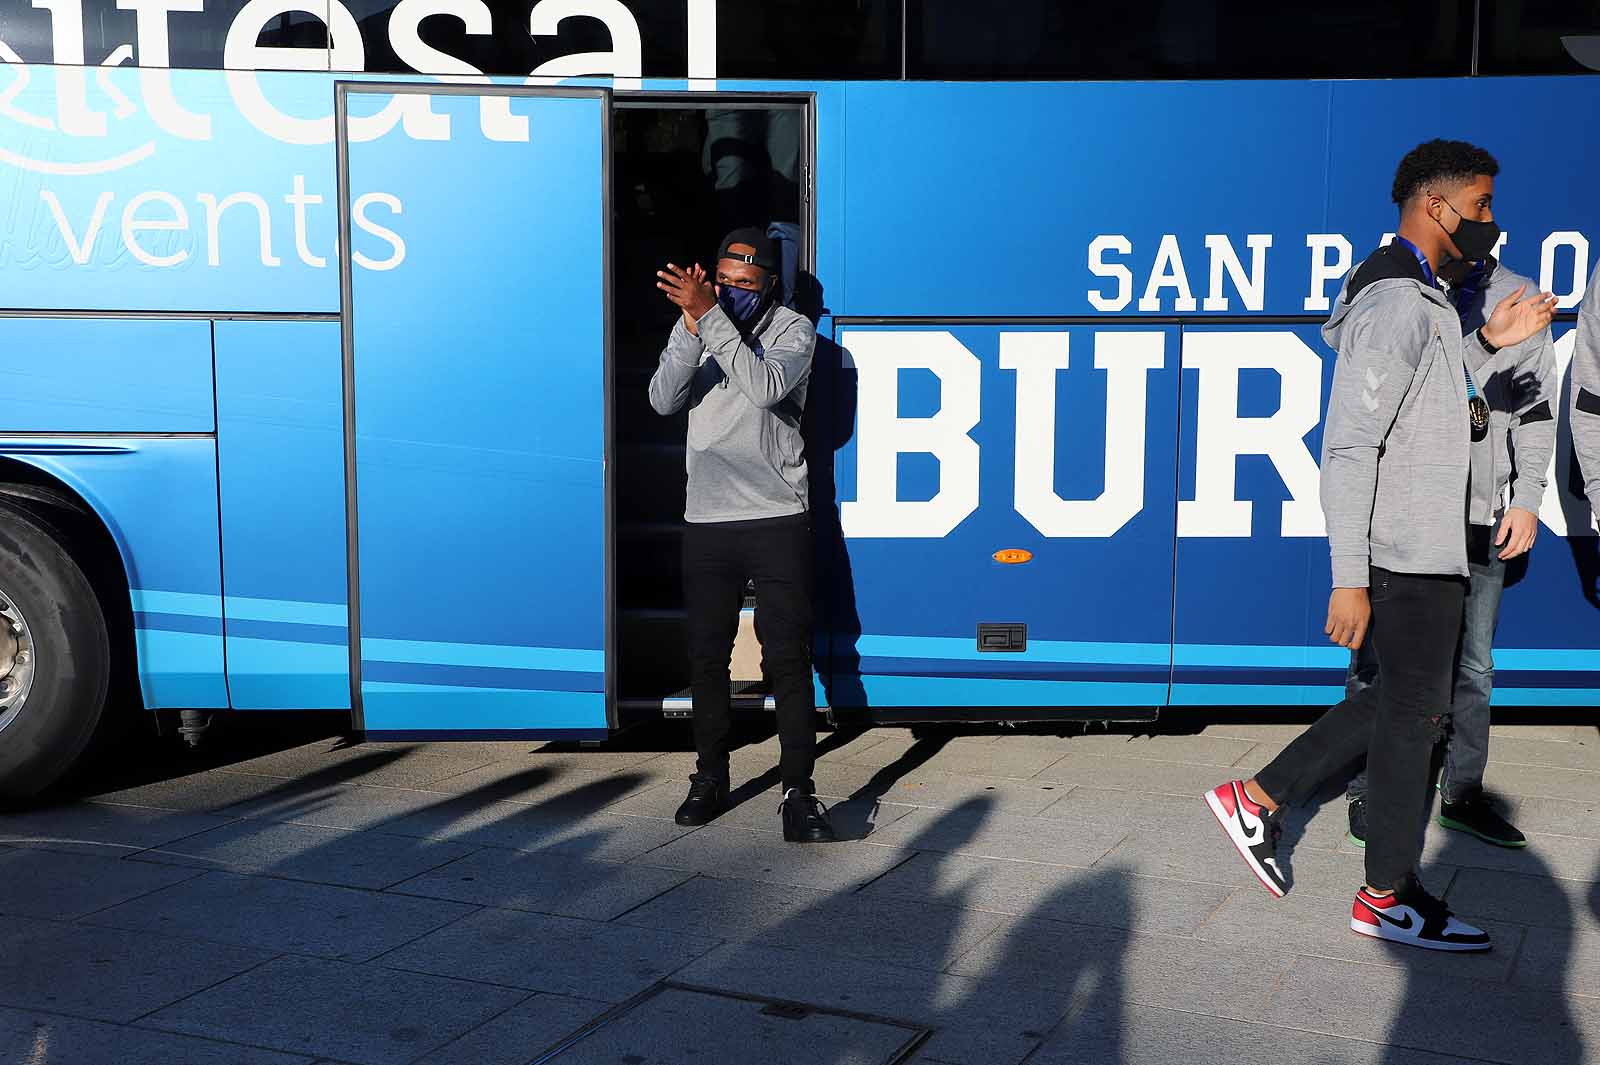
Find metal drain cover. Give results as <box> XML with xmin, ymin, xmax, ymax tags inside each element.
<box><xmin>535</xmin><ymin>983</ymin><xmax>930</xmax><ymax>1065</ymax></box>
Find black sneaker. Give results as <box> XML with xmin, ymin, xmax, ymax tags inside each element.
<box><xmin>1347</xmin><ymin>797</ymin><xmax>1368</xmax><ymax>849</ymax></box>
<box><xmin>1350</xmin><ymin>875</ymin><xmax>1490</xmax><ymax>952</ymax></box>
<box><xmin>1439</xmin><ymin>792</ymin><xmax>1527</xmax><ymax>848</ymax></box>
<box><xmin>1204</xmin><ymin>780</ymin><xmax>1288</xmax><ymax>897</ymax></box>
<box><xmin>780</xmin><ymin>788</ymin><xmax>837</xmax><ymax>843</ymax></box>
<box><xmin>674</xmin><ymin>773</ymin><xmax>728</xmax><ymax>827</ymax></box>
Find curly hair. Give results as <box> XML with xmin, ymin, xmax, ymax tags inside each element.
<box><xmin>1391</xmin><ymin>139</ymin><xmax>1499</xmax><ymax>206</ymax></box>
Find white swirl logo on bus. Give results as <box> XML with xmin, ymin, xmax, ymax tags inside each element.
<box><xmin>0</xmin><ymin>0</ymin><xmax>704</xmax><ymax>165</ymax></box>
<box><xmin>0</xmin><ymin>1</ymin><xmax>693</xmax><ymax>271</ymax></box>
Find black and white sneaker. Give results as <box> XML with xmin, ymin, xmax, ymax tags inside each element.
<box><xmin>1204</xmin><ymin>780</ymin><xmax>1288</xmax><ymax>897</ymax></box>
<box><xmin>1350</xmin><ymin>876</ymin><xmax>1491</xmax><ymax>952</ymax></box>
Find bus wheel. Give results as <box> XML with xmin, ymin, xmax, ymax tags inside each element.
<box><xmin>0</xmin><ymin>503</ymin><xmax>110</xmax><ymax>801</ymax></box>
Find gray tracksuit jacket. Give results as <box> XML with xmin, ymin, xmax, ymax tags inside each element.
<box><xmin>1456</xmin><ymin>259</ymin><xmax>1557</xmax><ymax>518</ymax></box>
<box><xmin>647</xmin><ymin>300</ymin><xmax>815</xmax><ymax>524</ymax></box>
<box><xmin>1321</xmin><ymin>244</ymin><xmax>1496</xmax><ymax>588</ymax></box>
<box><xmin>1573</xmin><ymin>262</ymin><xmax>1600</xmax><ymax>510</ymax></box>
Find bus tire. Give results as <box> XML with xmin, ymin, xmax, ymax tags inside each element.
<box><xmin>0</xmin><ymin>502</ymin><xmax>111</xmax><ymax>801</ymax></box>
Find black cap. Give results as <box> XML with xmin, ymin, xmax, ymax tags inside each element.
<box><xmin>717</xmin><ymin>227</ymin><xmax>779</xmax><ymax>274</ymax></box>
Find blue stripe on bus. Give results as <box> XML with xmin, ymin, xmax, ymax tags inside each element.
<box><xmin>853</xmin><ymin>660</ymin><xmax>1168</xmax><ymax>684</ymax></box>
<box><xmin>226</xmin><ymin>619</ymin><xmax>348</xmax><ymax>646</ymax></box>
<box><xmin>361</xmin><ymin>637</ymin><xmax>603</xmax><ymax>673</ymax></box>
<box><xmin>1490</xmin><ymin>688</ymin><xmax>1600</xmax><ymax>706</ymax></box>
<box><xmin>131</xmin><ymin>589</ymin><xmax>222</xmax><ymax>618</ymax></box>
<box><xmin>360</xmin><ymin>685</ymin><xmax>605</xmax><ymax>731</ymax></box>
<box><xmin>854</xmin><ymin>634</ymin><xmax>1170</xmax><ymax>665</ymax></box>
<box><xmin>1174</xmin><ymin>644</ymin><xmax>1350</xmax><ymax>668</ymax></box>
<box><xmin>226</xmin><ymin>596</ymin><xmax>349</xmax><ymax>627</ymax></box>
<box><xmin>1169</xmin><ymin>683</ymin><xmax>1346</xmax><ymax>706</ymax></box>
<box><xmin>1173</xmin><ymin>667</ymin><xmax>1346</xmax><ymax>686</ymax></box>
<box><xmin>853</xmin><ymin>675</ymin><xmax>1166</xmax><ymax>707</ymax></box>
<box><xmin>133</xmin><ymin>628</ymin><xmax>228</xmax><ymax>708</ymax></box>
<box><xmin>134</xmin><ymin>611</ymin><xmax>224</xmax><ymax>637</ymax></box>
<box><xmin>1495</xmin><ymin>649</ymin><xmax>1600</xmax><ymax>670</ymax></box>
<box><xmin>362</xmin><ymin>661</ymin><xmax>603</xmax><ymax>693</ymax></box>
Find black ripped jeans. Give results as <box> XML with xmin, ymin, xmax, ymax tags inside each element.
<box><xmin>1255</xmin><ymin>567</ymin><xmax>1465</xmax><ymax>891</ymax></box>
<box><xmin>682</xmin><ymin>513</ymin><xmax>817</xmax><ymax>793</ymax></box>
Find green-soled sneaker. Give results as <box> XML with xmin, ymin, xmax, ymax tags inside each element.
<box><xmin>1439</xmin><ymin>794</ymin><xmax>1527</xmax><ymax>848</ymax></box>
<box><xmin>1346</xmin><ymin>798</ymin><xmax>1367</xmax><ymax>848</ymax></box>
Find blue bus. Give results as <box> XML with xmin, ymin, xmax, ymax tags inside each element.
<box><xmin>1</xmin><ymin>1</ymin><xmax>1598</xmax><ymax>797</ymax></box>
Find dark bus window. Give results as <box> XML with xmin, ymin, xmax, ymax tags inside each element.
<box><xmin>343</xmin><ymin>0</ymin><xmax>898</xmax><ymax>80</ymax></box>
<box><xmin>906</xmin><ymin>1</ymin><xmax>1473</xmax><ymax>80</ymax></box>
<box><xmin>715</xmin><ymin>0</ymin><xmax>900</xmax><ymax>79</ymax></box>
<box><xmin>345</xmin><ymin>0</ymin><xmax>684</xmax><ymax>77</ymax></box>
<box><xmin>1478</xmin><ymin>1</ymin><xmax>1600</xmax><ymax>74</ymax></box>
<box><xmin>0</xmin><ymin>0</ymin><xmax>894</xmax><ymax>77</ymax></box>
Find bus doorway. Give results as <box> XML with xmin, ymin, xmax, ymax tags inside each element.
<box><xmin>610</xmin><ymin>96</ymin><xmax>814</xmax><ymax>715</ymax></box>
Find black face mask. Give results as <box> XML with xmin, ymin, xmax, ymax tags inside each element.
<box><xmin>1437</xmin><ymin>196</ymin><xmax>1501</xmax><ymax>263</ymax></box>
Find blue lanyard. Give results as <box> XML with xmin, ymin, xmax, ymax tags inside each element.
<box><xmin>1392</xmin><ymin>235</ymin><xmax>1437</xmax><ymax>288</ymax></box>
<box><xmin>1391</xmin><ymin>236</ymin><xmax>1481</xmax><ymax>400</ymax></box>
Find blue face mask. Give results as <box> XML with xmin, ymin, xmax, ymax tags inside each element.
<box><xmin>717</xmin><ymin>284</ymin><xmax>767</xmax><ymax>323</ymax></box>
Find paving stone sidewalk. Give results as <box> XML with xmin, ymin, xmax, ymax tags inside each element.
<box><xmin>2</xmin><ymin>715</ymin><xmax>1598</xmax><ymax>1064</ymax></box>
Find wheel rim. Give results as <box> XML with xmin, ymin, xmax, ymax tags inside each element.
<box><xmin>0</xmin><ymin>587</ymin><xmax>34</xmax><ymax>735</ymax></box>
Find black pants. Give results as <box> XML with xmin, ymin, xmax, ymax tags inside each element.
<box><xmin>682</xmin><ymin>513</ymin><xmax>816</xmax><ymax>793</ymax></box>
<box><xmin>1255</xmin><ymin>567</ymin><xmax>1465</xmax><ymax>891</ymax></box>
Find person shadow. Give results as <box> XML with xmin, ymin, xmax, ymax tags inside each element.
<box><xmin>724</xmin><ymin>793</ymin><xmax>1132</xmax><ymax>1064</ymax></box>
<box><xmin>802</xmin><ymin>311</ymin><xmax>868</xmax><ymax>713</ymax></box>
<box><xmin>1377</xmin><ymin>816</ymin><xmax>1586</xmax><ymax>1065</ymax></box>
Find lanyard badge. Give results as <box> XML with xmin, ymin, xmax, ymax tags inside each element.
<box><xmin>1465</xmin><ymin>367</ymin><xmax>1490</xmax><ymax>436</ymax></box>
<box><xmin>1394</xmin><ymin>237</ymin><xmax>1491</xmax><ymax>437</ymax></box>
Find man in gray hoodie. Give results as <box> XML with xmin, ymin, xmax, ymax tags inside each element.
<box><xmin>1573</xmin><ymin>262</ymin><xmax>1600</xmax><ymax>513</ymax></box>
<box><xmin>1343</xmin><ymin>252</ymin><xmax>1557</xmax><ymax>851</ymax></box>
<box><xmin>650</xmin><ymin>228</ymin><xmax>835</xmax><ymax>844</ymax></box>
<box><xmin>1204</xmin><ymin>140</ymin><xmax>1556</xmax><ymax>952</ymax></box>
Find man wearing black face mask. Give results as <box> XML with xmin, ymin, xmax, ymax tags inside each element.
<box><xmin>648</xmin><ymin>228</ymin><xmax>834</xmax><ymax>844</ymax></box>
<box><xmin>1204</xmin><ymin>140</ymin><xmax>1556</xmax><ymax>952</ymax></box>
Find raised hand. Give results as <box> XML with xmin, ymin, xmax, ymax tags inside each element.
<box><xmin>656</xmin><ymin>262</ymin><xmax>716</xmax><ymax>333</ymax></box>
<box><xmin>1482</xmin><ymin>284</ymin><xmax>1558</xmax><ymax>350</ymax></box>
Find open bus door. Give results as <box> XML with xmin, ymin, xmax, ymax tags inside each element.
<box><xmin>336</xmin><ymin>84</ymin><xmax>612</xmax><ymax>738</ymax></box>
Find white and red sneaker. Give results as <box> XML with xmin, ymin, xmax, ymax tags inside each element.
<box><xmin>1204</xmin><ymin>780</ymin><xmax>1288</xmax><ymax>897</ymax></box>
<box><xmin>1350</xmin><ymin>877</ymin><xmax>1491</xmax><ymax>952</ymax></box>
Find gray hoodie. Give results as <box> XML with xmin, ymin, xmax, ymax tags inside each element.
<box><xmin>648</xmin><ymin>300</ymin><xmax>814</xmax><ymax>523</ymax></box>
<box><xmin>1456</xmin><ymin>260</ymin><xmax>1557</xmax><ymax>518</ymax></box>
<box><xmin>1573</xmin><ymin>262</ymin><xmax>1600</xmax><ymax>510</ymax></box>
<box><xmin>1321</xmin><ymin>244</ymin><xmax>1495</xmax><ymax>588</ymax></box>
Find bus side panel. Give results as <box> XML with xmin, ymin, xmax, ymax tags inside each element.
<box><xmin>0</xmin><ymin>439</ymin><xmax>227</xmax><ymax>709</ymax></box>
<box><xmin>0</xmin><ymin>318</ymin><xmax>213</xmax><ymax>432</ymax></box>
<box><xmin>1170</xmin><ymin>324</ymin><xmax>1345</xmax><ymax>705</ymax></box>
<box><xmin>836</xmin><ymin>80</ymin><xmax>1334</xmax><ymax>318</ymax></box>
<box><xmin>0</xmin><ymin>316</ymin><xmax>226</xmax><ymax>708</ymax></box>
<box><xmin>215</xmin><ymin>319</ymin><xmax>351</xmax><ymax>710</ymax></box>
<box><xmin>825</xmin><ymin>323</ymin><xmax>1178</xmax><ymax>708</ymax></box>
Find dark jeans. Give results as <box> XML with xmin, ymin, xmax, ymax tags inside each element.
<box><xmin>1346</xmin><ymin>526</ymin><xmax>1506</xmax><ymax>804</ymax></box>
<box><xmin>682</xmin><ymin>512</ymin><xmax>816</xmax><ymax>793</ymax></box>
<box><xmin>1256</xmin><ymin>567</ymin><xmax>1466</xmax><ymax>891</ymax></box>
